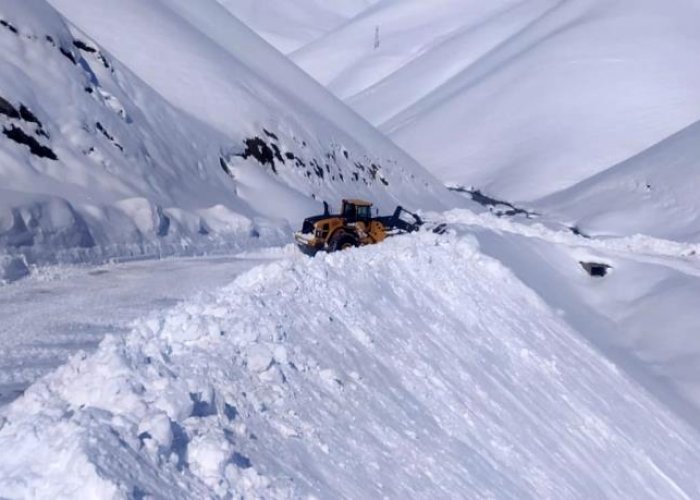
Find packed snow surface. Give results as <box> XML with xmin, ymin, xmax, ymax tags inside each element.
<box><xmin>0</xmin><ymin>252</ymin><xmax>287</xmax><ymax>406</ymax></box>
<box><xmin>2</xmin><ymin>230</ymin><xmax>700</xmax><ymax>498</ymax></box>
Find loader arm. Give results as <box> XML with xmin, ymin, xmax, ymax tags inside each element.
<box><xmin>376</xmin><ymin>206</ymin><xmax>423</xmax><ymax>233</ymax></box>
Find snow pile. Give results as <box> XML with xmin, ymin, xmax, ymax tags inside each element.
<box><xmin>0</xmin><ymin>0</ymin><xmax>454</xmax><ymax>281</ymax></box>
<box><xmin>439</xmin><ymin>208</ymin><xmax>700</xmax><ymax>425</ymax></box>
<box><xmin>2</xmin><ymin>231</ymin><xmax>700</xmax><ymax>498</ymax></box>
<box><xmin>285</xmin><ymin>0</ymin><xmax>700</xmax><ymax>204</ymax></box>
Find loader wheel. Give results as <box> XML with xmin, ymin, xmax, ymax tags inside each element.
<box><xmin>329</xmin><ymin>234</ymin><xmax>358</xmax><ymax>252</ymax></box>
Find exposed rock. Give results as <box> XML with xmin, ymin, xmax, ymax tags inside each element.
<box><xmin>0</xmin><ymin>19</ymin><xmax>18</xmax><ymax>35</ymax></box>
<box><xmin>580</xmin><ymin>261</ymin><xmax>611</xmax><ymax>277</ymax></box>
<box><xmin>2</xmin><ymin>125</ymin><xmax>57</xmax><ymax>160</ymax></box>
<box><xmin>0</xmin><ymin>96</ymin><xmax>19</xmax><ymax>119</ymax></box>
<box><xmin>449</xmin><ymin>186</ymin><xmax>536</xmax><ymax>218</ymax></box>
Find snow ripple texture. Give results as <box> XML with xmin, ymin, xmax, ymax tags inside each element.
<box><xmin>1</xmin><ymin>232</ymin><xmax>699</xmax><ymax>498</ymax></box>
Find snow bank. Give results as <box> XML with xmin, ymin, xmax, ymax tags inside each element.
<box><xmin>439</xmin><ymin>207</ymin><xmax>700</xmax><ymax>428</ymax></box>
<box><xmin>440</xmin><ymin>209</ymin><xmax>700</xmax><ymax>260</ymax></box>
<box><xmin>2</xmin><ymin>231</ymin><xmax>699</xmax><ymax>498</ymax></box>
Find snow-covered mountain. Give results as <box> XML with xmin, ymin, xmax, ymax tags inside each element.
<box><xmin>2</xmin><ymin>2</ymin><xmax>700</xmax><ymax>498</ymax></box>
<box><xmin>270</xmin><ymin>0</ymin><xmax>700</xmax><ymax>234</ymax></box>
<box><xmin>216</xmin><ymin>0</ymin><xmax>379</xmax><ymax>53</ymax></box>
<box><xmin>537</xmin><ymin>119</ymin><xmax>700</xmax><ymax>241</ymax></box>
<box><xmin>0</xmin><ymin>0</ymin><xmax>454</xmax><ymax>281</ymax></box>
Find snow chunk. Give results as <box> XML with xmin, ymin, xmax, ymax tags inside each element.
<box><xmin>246</xmin><ymin>344</ymin><xmax>273</xmax><ymax>373</ymax></box>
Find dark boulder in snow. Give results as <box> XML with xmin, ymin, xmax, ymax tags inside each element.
<box><xmin>580</xmin><ymin>261</ymin><xmax>611</xmax><ymax>277</ymax></box>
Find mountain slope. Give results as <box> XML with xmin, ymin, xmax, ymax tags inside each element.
<box><xmin>0</xmin><ymin>0</ymin><xmax>453</xmax><ymax>280</ymax></box>
<box><xmin>47</xmin><ymin>0</ymin><xmax>457</xmax><ymax>215</ymax></box>
<box><xmin>2</xmin><ymin>231</ymin><xmax>700</xmax><ymax>497</ymax></box>
<box><xmin>536</xmin><ymin>119</ymin><xmax>700</xmax><ymax>242</ymax></box>
<box><xmin>216</xmin><ymin>0</ymin><xmax>379</xmax><ymax>53</ymax></box>
<box><xmin>292</xmin><ymin>0</ymin><xmax>522</xmax><ymax>103</ymax></box>
<box><xmin>1</xmin><ymin>0</ymin><xmax>247</xmax><ymax>275</ymax></box>
<box><xmin>289</xmin><ymin>0</ymin><xmax>700</xmax><ymax>202</ymax></box>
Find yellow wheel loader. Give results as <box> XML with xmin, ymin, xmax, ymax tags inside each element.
<box><xmin>294</xmin><ymin>199</ymin><xmax>423</xmax><ymax>256</ymax></box>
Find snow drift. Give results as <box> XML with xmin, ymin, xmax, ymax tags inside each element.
<box><xmin>1</xmin><ymin>231</ymin><xmax>699</xmax><ymax>498</ymax></box>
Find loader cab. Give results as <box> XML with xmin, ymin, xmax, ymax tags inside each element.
<box><xmin>342</xmin><ymin>199</ymin><xmax>372</xmax><ymax>222</ymax></box>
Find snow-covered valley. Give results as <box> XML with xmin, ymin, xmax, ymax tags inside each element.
<box><xmin>1</xmin><ymin>0</ymin><xmax>700</xmax><ymax>498</ymax></box>
<box><xmin>238</xmin><ymin>0</ymin><xmax>700</xmax><ymax>240</ymax></box>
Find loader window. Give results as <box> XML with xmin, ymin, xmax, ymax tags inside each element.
<box><xmin>343</xmin><ymin>203</ymin><xmax>356</xmax><ymax>219</ymax></box>
<box><xmin>357</xmin><ymin>206</ymin><xmax>371</xmax><ymax>220</ymax></box>
<box><xmin>342</xmin><ymin>202</ymin><xmax>371</xmax><ymax>221</ymax></box>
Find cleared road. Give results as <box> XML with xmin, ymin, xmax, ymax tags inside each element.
<box><xmin>0</xmin><ymin>253</ymin><xmax>277</xmax><ymax>405</ymax></box>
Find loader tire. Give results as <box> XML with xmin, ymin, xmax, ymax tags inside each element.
<box><xmin>329</xmin><ymin>233</ymin><xmax>358</xmax><ymax>252</ymax></box>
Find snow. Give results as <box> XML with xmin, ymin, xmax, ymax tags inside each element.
<box><xmin>285</xmin><ymin>0</ymin><xmax>700</xmax><ymax>203</ymax></box>
<box><xmin>2</xmin><ymin>1</ymin><xmax>700</xmax><ymax>497</ymax></box>
<box><xmin>437</xmin><ymin>208</ymin><xmax>700</xmax><ymax>423</ymax></box>
<box><xmin>216</xmin><ymin>0</ymin><xmax>379</xmax><ymax>53</ymax></box>
<box><xmin>0</xmin><ymin>255</ymin><xmax>29</xmax><ymax>283</ymax></box>
<box><xmin>0</xmin><ymin>0</ymin><xmax>456</xmax><ymax>283</ymax></box>
<box><xmin>536</xmin><ymin>119</ymin><xmax>700</xmax><ymax>242</ymax></box>
<box><xmin>47</xmin><ymin>0</ymin><xmax>453</xmax><ymax>212</ymax></box>
<box><xmin>2</xmin><ymin>230</ymin><xmax>700</xmax><ymax>498</ymax></box>
<box><xmin>0</xmin><ymin>254</ymin><xmax>276</xmax><ymax>406</ymax></box>
<box><xmin>0</xmin><ymin>0</ymin><xmax>280</xmax><ymax>275</ymax></box>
